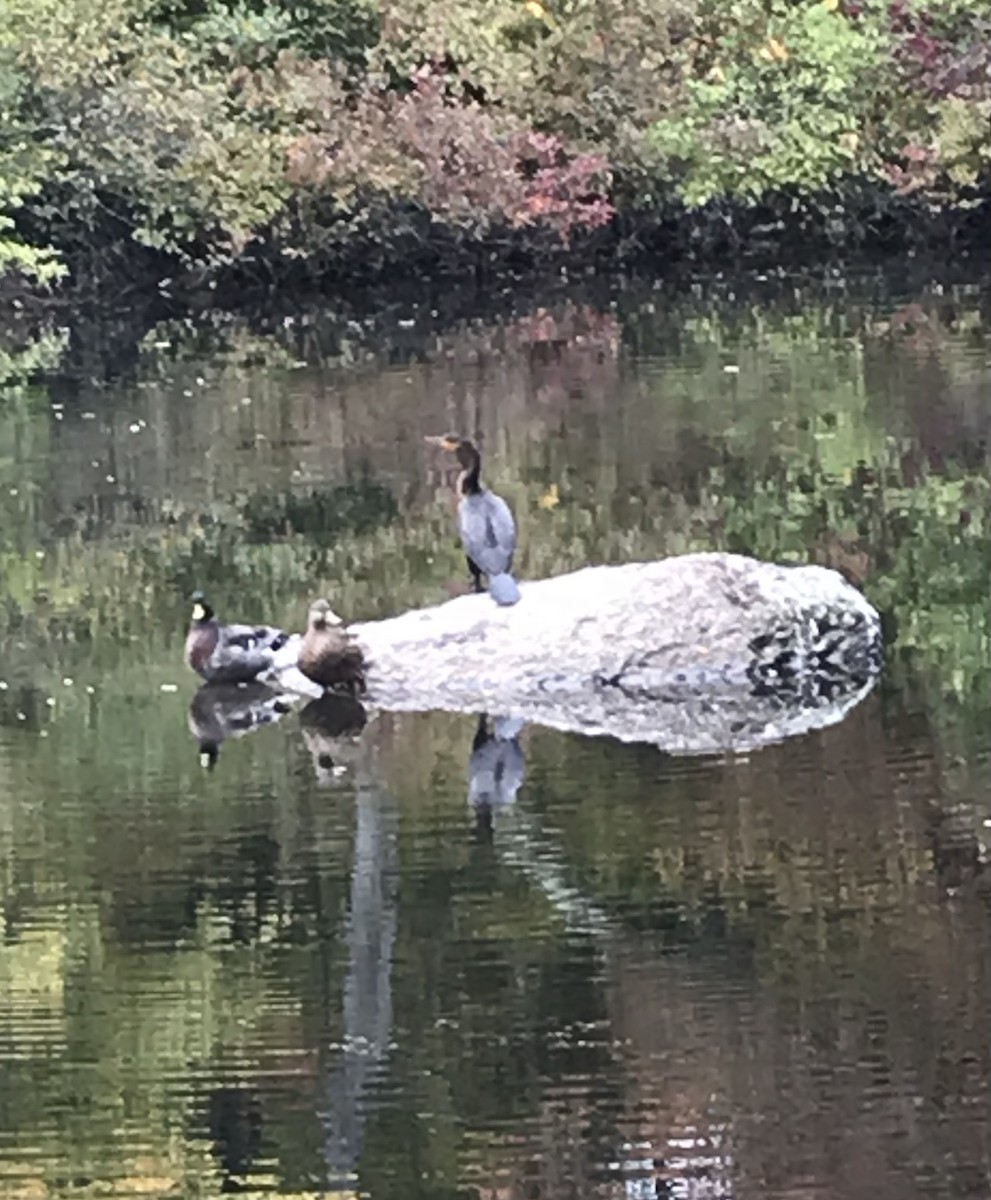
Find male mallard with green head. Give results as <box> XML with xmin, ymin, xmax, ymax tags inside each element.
<box><xmin>298</xmin><ymin>598</ymin><xmax>366</xmax><ymax>694</ymax></box>
<box><xmin>184</xmin><ymin>591</ymin><xmax>291</xmax><ymax>685</ymax></box>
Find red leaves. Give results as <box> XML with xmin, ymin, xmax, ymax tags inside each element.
<box><xmin>510</xmin><ymin>132</ymin><xmax>614</xmax><ymax>240</ymax></box>
<box><xmin>289</xmin><ymin>65</ymin><xmax>614</xmax><ymax>241</ymax></box>
<box><xmin>888</xmin><ymin>2</ymin><xmax>991</xmax><ymax>100</ymax></box>
<box><xmin>882</xmin><ymin>142</ymin><xmax>938</xmax><ymax>193</ymax></box>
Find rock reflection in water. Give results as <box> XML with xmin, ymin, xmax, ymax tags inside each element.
<box><xmin>188</xmin><ymin>644</ymin><xmax>880</xmax><ymax>783</ymax></box>
<box><xmin>320</xmin><ymin>752</ymin><xmax>398</xmax><ymax>1189</ymax></box>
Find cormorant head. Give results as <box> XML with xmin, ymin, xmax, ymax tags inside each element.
<box><xmin>309</xmin><ymin>597</ymin><xmax>344</xmax><ymax>631</ymax></box>
<box><xmin>190</xmin><ymin>590</ymin><xmax>214</xmax><ymax>623</ymax></box>
<box><xmin>425</xmin><ymin>432</ymin><xmax>463</xmax><ymax>451</ymax></box>
<box><xmin>424</xmin><ymin>432</ymin><xmax>480</xmax><ymax>471</ymax></box>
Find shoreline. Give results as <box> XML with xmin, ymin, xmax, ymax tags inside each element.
<box><xmin>3</xmin><ymin>183</ymin><xmax>989</xmax><ymax>322</ymax></box>
<box><xmin>1</xmin><ymin>203</ymin><xmax>988</xmax><ymax>401</ymax></box>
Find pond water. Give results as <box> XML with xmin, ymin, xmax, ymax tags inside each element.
<box><xmin>0</xmin><ymin>271</ymin><xmax>989</xmax><ymax>1199</ymax></box>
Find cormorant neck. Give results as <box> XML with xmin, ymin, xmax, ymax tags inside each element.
<box><xmin>458</xmin><ymin>446</ymin><xmax>482</xmax><ymax>494</ymax></box>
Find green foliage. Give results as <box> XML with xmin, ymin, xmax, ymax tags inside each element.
<box><xmin>0</xmin><ymin>0</ymin><xmax>988</xmax><ymax>282</ymax></box>
<box><xmin>935</xmin><ymin>97</ymin><xmax>991</xmax><ymax>187</ymax></box>
<box><xmin>0</xmin><ymin>27</ymin><xmax>63</xmax><ymax>279</ymax></box>
<box><xmin>0</xmin><ymin>328</ymin><xmax>68</xmax><ymax>391</ymax></box>
<box><xmin>372</xmin><ymin>0</ymin><xmax>687</xmax><ymax>157</ymax></box>
<box><xmin>154</xmin><ymin>0</ymin><xmax>380</xmax><ymax>65</ymax></box>
<box><xmin>650</xmin><ymin>0</ymin><xmax>888</xmax><ymax>204</ymax></box>
<box><xmin>0</xmin><ymin>0</ymin><xmax>292</xmax><ymax>268</ymax></box>
<box><xmin>189</xmin><ymin>1</ymin><xmax>300</xmax><ymax>64</ymax></box>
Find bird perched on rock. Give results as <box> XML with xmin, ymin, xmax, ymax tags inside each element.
<box><xmin>424</xmin><ymin>432</ymin><xmax>520</xmax><ymax>606</ymax></box>
<box><xmin>298</xmin><ymin>598</ymin><xmax>366</xmax><ymax>694</ymax></box>
<box><xmin>184</xmin><ymin>591</ymin><xmax>293</xmax><ymax>685</ymax></box>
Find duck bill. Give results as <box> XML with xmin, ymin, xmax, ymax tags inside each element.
<box><xmin>309</xmin><ymin>607</ymin><xmax>344</xmax><ymax>628</ymax></box>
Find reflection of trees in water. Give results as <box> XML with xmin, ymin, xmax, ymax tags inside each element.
<box><xmin>607</xmin><ymin>899</ymin><xmax>991</xmax><ymax>1200</ymax></box>
<box><xmin>207</xmin><ymin>1086</ymin><xmax>263</xmax><ymax>1185</ymax></box>
<box><xmin>107</xmin><ymin>830</ymin><xmax>282</xmax><ymax>950</ymax></box>
<box><xmin>241</xmin><ymin>479</ymin><xmax>399</xmax><ymax>547</ymax></box>
<box><xmin>465</xmin><ymin>749</ymin><xmax>991</xmax><ymax>1199</ymax></box>
<box><xmin>26</xmin><ymin>285</ymin><xmax>991</xmax><ymax>527</ymax></box>
<box><xmin>0</xmin><ymin>652</ymin><xmax>987</xmax><ymax>1194</ymax></box>
<box><xmin>0</xmin><ymin>285</ymin><xmax>988</xmax><ymax>1194</ymax></box>
<box><xmin>6</xmin><ymin>288</ymin><xmax>985</xmax><ymax>704</ymax></box>
<box><xmin>510</xmin><ymin>702</ymin><xmax>991</xmax><ymax>1199</ymax></box>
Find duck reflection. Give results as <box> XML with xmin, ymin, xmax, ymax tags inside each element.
<box><xmin>299</xmin><ymin>693</ymin><xmax>369</xmax><ymax>786</ymax></box>
<box><xmin>187</xmin><ymin>682</ymin><xmax>295</xmax><ymax>769</ymax></box>
<box><xmin>186</xmin><ymin>679</ymin><xmax>370</xmax><ymax>782</ymax></box>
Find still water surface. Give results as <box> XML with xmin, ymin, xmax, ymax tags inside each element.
<box><xmin>0</xmin><ymin>273</ymin><xmax>989</xmax><ymax>1198</ymax></box>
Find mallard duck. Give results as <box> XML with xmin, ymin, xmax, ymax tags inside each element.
<box><xmin>298</xmin><ymin>598</ymin><xmax>366</xmax><ymax>694</ymax></box>
<box><xmin>184</xmin><ymin>591</ymin><xmax>291</xmax><ymax>685</ymax></box>
<box><xmin>424</xmin><ymin>433</ymin><xmax>520</xmax><ymax>606</ymax></box>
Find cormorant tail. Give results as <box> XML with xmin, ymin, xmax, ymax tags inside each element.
<box><xmin>488</xmin><ymin>573</ymin><xmax>521</xmax><ymax>606</ymax></box>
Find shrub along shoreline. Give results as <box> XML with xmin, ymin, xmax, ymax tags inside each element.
<box><xmin>0</xmin><ymin>0</ymin><xmax>988</xmax><ymax>301</ymax></box>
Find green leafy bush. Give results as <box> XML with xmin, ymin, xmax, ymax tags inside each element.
<box><xmin>0</xmin><ymin>0</ymin><xmax>987</xmax><ymax>283</ymax></box>
<box><xmin>647</xmin><ymin>0</ymin><xmax>990</xmax><ymax>207</ymax></box>
<box><xmin>372</xmin><ymin>0</ymin><xmax>690</xmax><ymax>163</ymax></box>
<box><xmin>649</xmin><ymin>0</ymin><xmax>888</xmax><ymax>204</ymax></box>
<box><xmin>153</xmin><ymin>0</ymin><xmax>380</xmax><ymax>66</ymax></box>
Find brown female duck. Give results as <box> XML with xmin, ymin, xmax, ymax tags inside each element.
<box><xmin>298</xmin><ymin>598</ymin><xmax>366</xmax><ymax>694</ymax></box>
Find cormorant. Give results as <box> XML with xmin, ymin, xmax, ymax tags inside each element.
<box><xmin>424</xmin><ymin>433</ymin><xmax>521</xmax><ymax>606</ymax></box>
